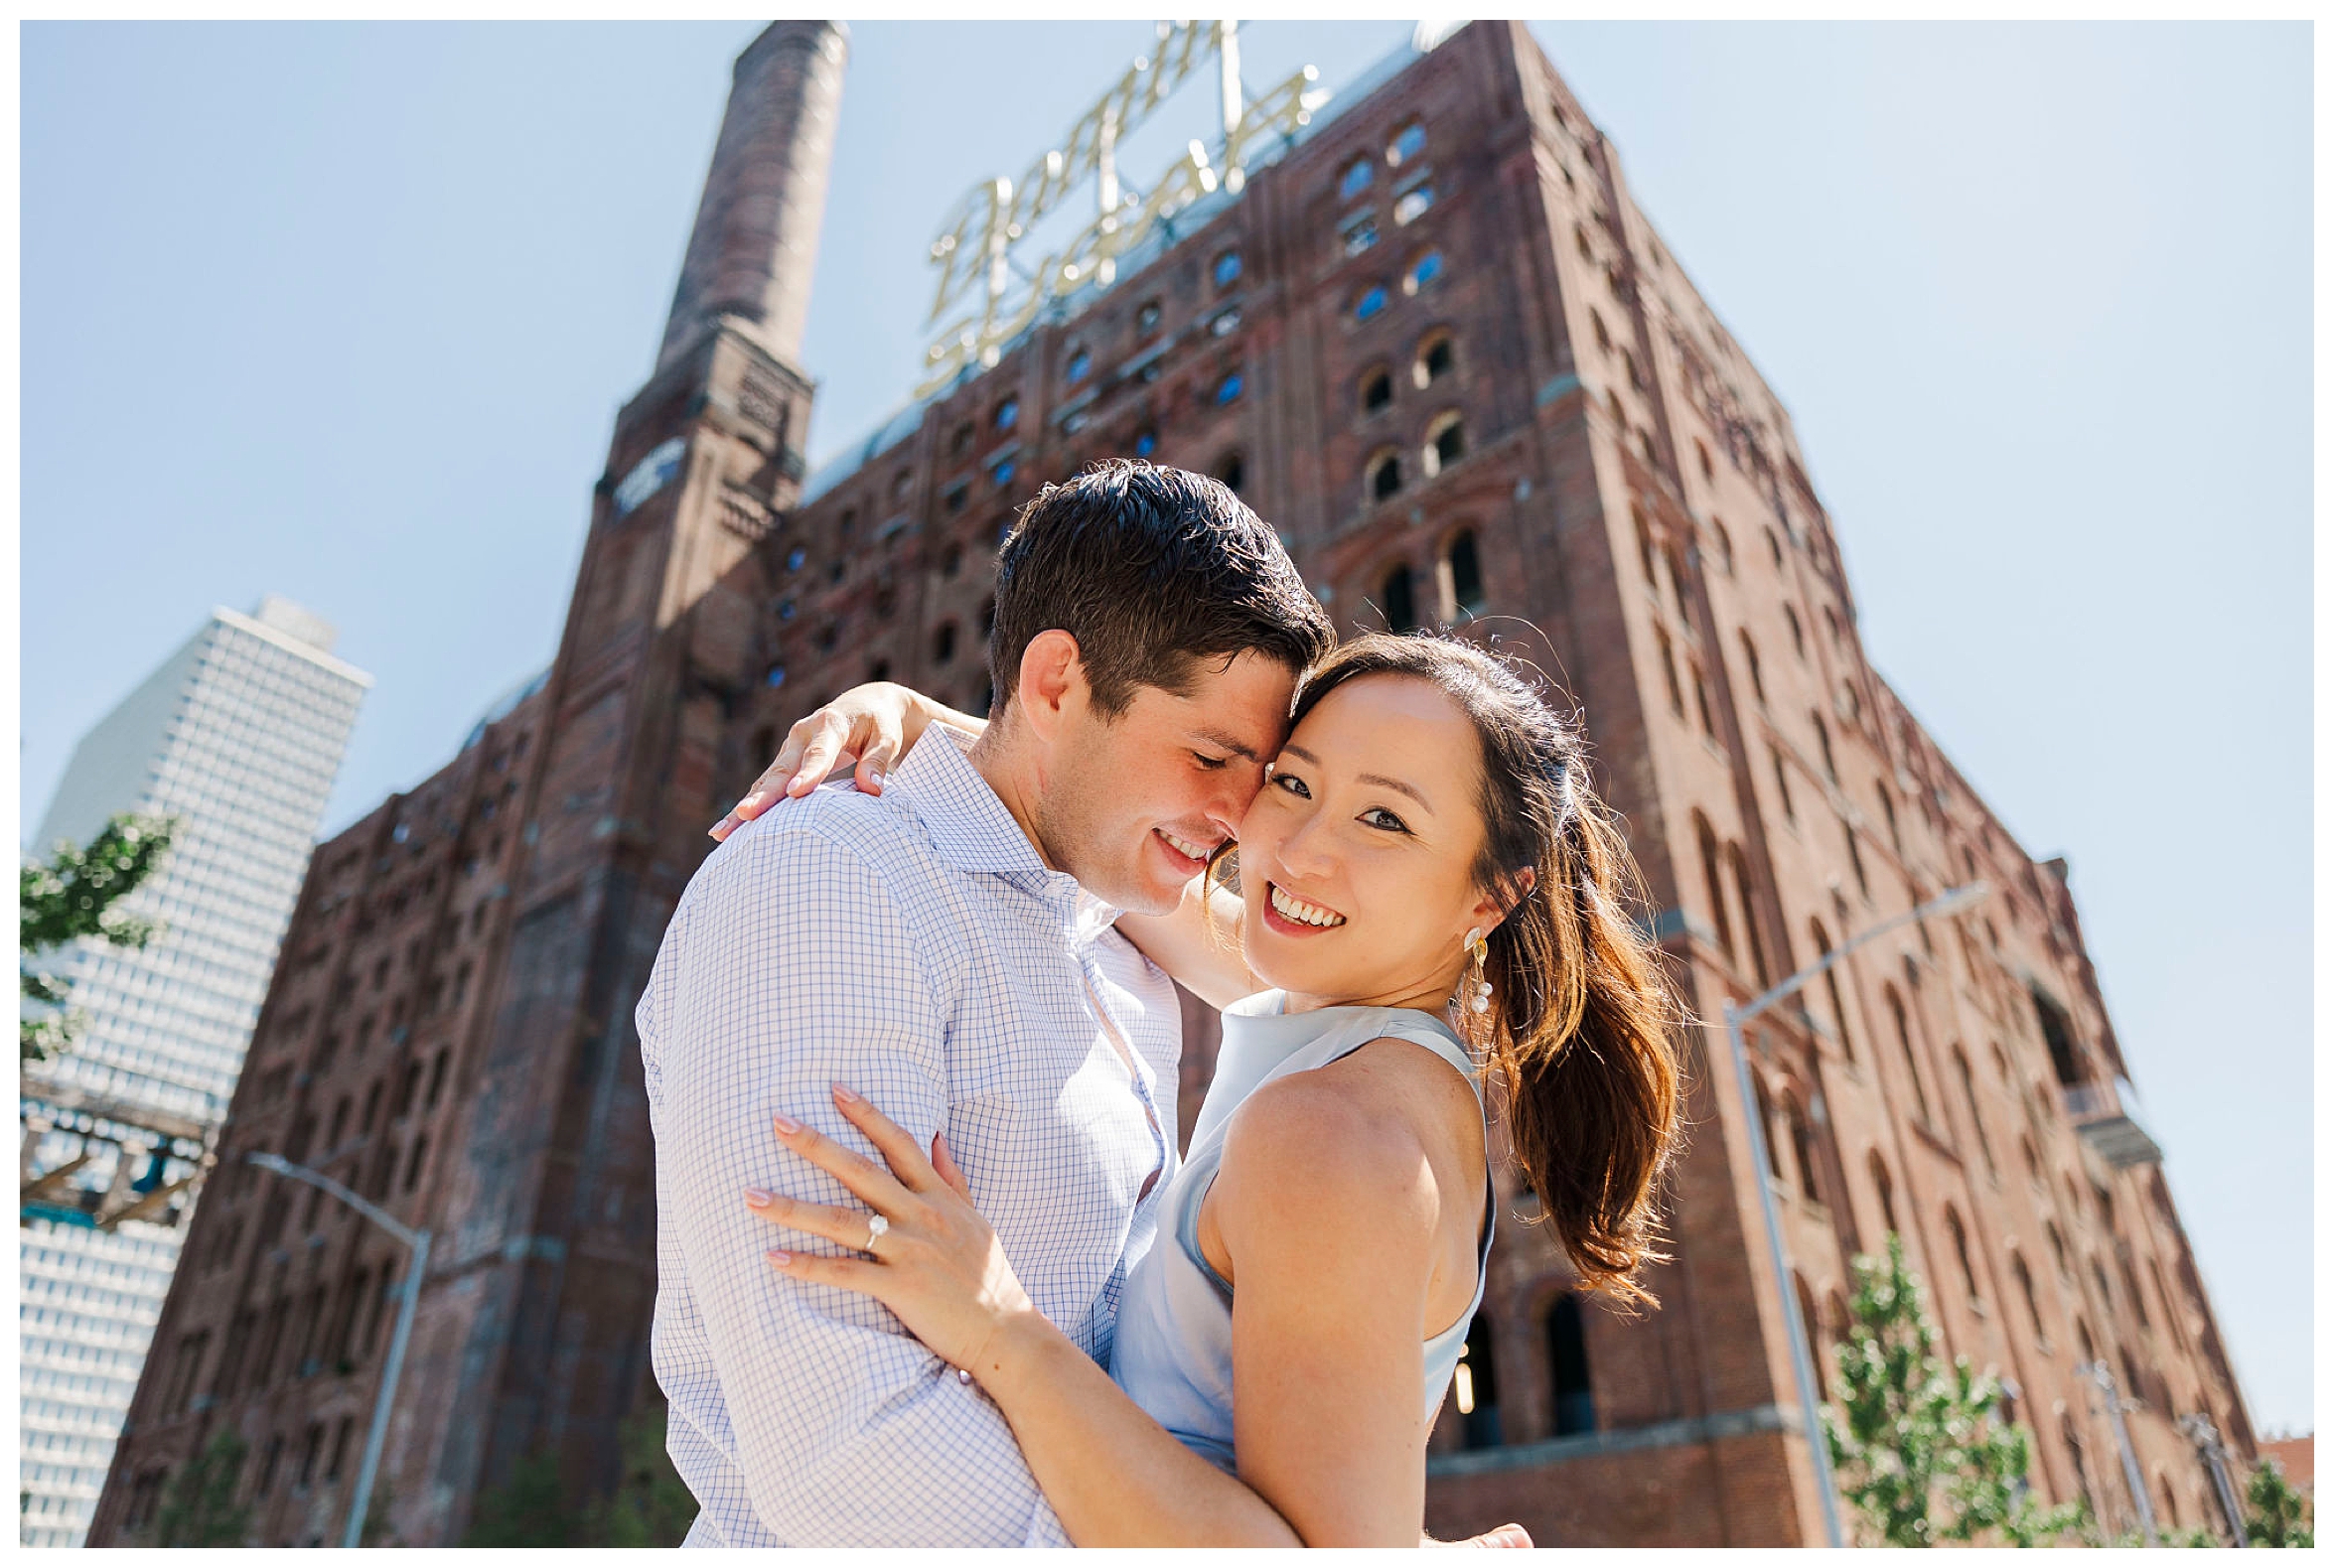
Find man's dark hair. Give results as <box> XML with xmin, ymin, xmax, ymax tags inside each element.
<box><xmin>988</xmin><ymin>459</ymin><xmax>1334</xmax><ymax>718</ymax></box>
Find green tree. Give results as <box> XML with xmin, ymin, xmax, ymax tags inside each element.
<box><xmin>457</xmin><ymin>1403</ymin><xmax>696</xmax><ymax>1548</ymax></box>
<box><xmin>153</xmin><ymin>1427</ymin><xmax>250</xmax><ymax>1547</ymax></box>
<box><xmin>459</xmin><ymin>1448</ymin><xmax>572</xmax><ymax>1547</ymax></box>
<box><xmin>2246</xmin><ymin>1457</ymin><xmax>2313</xmax><ymax>1547</ymax></box>
<box><xmin>583</xmin><ymin>1401</ymin><xmax>697</xmax><ymax>1547</ymax></box>
<box><xmin>1822</xmin><ymin>1232</ymin><xmax>2089</xmax><ymax>1547</ymax></box>
<box><xmin>21</xmin><ymin>813</ymin><xmax>176</xmax><ymax>1062</ymax></box>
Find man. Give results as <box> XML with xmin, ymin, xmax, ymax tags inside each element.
<box><xmin>639</xmin><ymin>461</ymin><xmax>1334</xmax><ymax>1545</ymax></box>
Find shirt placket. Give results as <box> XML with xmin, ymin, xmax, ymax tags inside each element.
<box><xmin>1067</xmin><ymin>909</ymin><xmax>1168</xmax><ymax>1207</ymax></box>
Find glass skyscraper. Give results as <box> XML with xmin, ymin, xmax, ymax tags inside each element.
<box><xmin>21</xmin><ymin>596</ymin><xmax>368</xmax><ymax>1546</ymax></box>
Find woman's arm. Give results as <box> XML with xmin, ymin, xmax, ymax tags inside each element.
<box><xmin>1212</xmin><ymin>1065</ymin><xmax>1450</xmax><ymax>1545</ymax></box>
<box><xmin>1112</xmin><ymin>872</ymin><xmax>1259</xmax><ymax>1011</ymax></box>
<box><xmin>709</xmin><ymin>682</ymin><xmax>986</xmax><ymax>841</ymax></box>
<box><xmin>755</xmin><ymin>1087</ymin><xmax>1305</xmax><ymax>1546</ymax></box>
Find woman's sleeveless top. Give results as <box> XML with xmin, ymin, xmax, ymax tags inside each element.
<box><xmin>1107</xmin><ymin>990</ymin><xmax>1494</xmax><ymax>1471</ymax></box>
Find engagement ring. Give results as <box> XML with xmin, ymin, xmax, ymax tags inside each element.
<box><xmin>864</xmin><ymin>1213</ymin><xmax>888</xmax><ymax>1251</ymax></box>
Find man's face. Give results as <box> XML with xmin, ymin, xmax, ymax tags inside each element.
<box><xmin>1031</xmin><ymin>649</ymin><xmax>1295</xmax><ymax>917</ymax></box>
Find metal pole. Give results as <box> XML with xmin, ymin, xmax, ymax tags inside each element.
<box><xmin>344</xmin><ymin>1229</ymin><xmax>428</xmax><ymax>1548</ymax></box>
<box><xmin>2181</xmin><ymin>1414</ymin><xmax>2249</xmax><ymax>1547</ymax></box>
<box><xmin>241</xmin><ymin>1151</ymin><xmax>426</xmax><ymax>1550</ymax></box>
<box><xmin>2085</xmin><ymin>1361</ymin><xmax>2156</xmax><ymax>1544</ymax></box>
<box><xmin>1724</xmin><ymin>999</ymin><xmax>1846</xmax><ymax>1547</ymax></box>
<box><xmin>1710</xmin><ymin>882</ymin><xmax>1985</xmax><ymax>1548</ymax></box>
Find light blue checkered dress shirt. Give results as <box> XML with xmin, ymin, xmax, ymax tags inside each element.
<box><xmin>640</xmin><ymin>726</ymin><xmax>1181</xmax><ymax>1546</ymax></box>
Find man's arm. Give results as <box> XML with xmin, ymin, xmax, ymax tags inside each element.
<box><xmin>652</xmin><ymin>818</ymin><xmax>1060</xmax><ymax>1545</ymax></box>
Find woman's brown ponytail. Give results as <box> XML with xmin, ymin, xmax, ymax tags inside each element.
<box><xmin>1288</xmin><ymin>633</ymin><xmax>1685</xmax><ymax>1305</ymax></box>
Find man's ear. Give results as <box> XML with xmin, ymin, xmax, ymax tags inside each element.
<box><xmin>1013</xmin><ymin>630</ymin><xmax>1088</xmax><ymax>745</ymax></box>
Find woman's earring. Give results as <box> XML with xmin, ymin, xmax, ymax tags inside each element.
<box><xmin>1463</xmin><ymin>927</ymin><xmax>1493</xmax><ymax>1015</ymax></box>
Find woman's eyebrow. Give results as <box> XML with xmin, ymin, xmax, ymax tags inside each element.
<box><xmin>1357</xmin><ymin>773</ymin><xmax>1433</xmax><ymax>811</ymax></box>
<box><xmin>1282</xmin><ymin>745</ymin><xmax>1435</xmax><ymax>811</ymax></box>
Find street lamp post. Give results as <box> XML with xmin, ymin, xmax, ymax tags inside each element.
<box><xmin>2081</xmin><ymin>1359</ymin><xmax>2158</xmax><ymax>1544</ymax></box>
<box><xmin>245</xmin><ymin>1151</ymin><xmax>431</xmax><ymax>1550</ymax></box>
<box><xmin>2178</xmin><ymin>1412</ymin><xmax>2250</xmax><ymax>1547</ymax></box>
<box><xmin>1718</xmin><ymin>880</ymin><xmax>1990</xmax><ymax>1550</ymax></box>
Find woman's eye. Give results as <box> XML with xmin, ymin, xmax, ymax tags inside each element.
<box><xmin>1272</xmin><ymin>772</ymin><xmax>1311</xmax><ymax>798</ymax></box>
<box><xmin>1362</xmin><ymin>806</ymin><xmax>1410</xmax><ymax>834</ymax></box>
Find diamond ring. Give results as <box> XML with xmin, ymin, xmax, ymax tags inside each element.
<box><xmin>864</xmin><ymin>1213</ymin><xmax>889</xmax><ymax>1252</ymax></box>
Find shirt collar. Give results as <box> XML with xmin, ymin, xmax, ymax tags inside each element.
<box><xmin>891</xmin><ymin>727</ymin><xmax>1130</xmax><ymax>931</ymax></box>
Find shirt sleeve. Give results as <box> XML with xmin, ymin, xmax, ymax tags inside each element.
<box><xmin>648</xmin><ymin>817</ymin><xmax>1066</xmax><ymax>1546</ymax></box>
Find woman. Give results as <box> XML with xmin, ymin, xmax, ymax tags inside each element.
<box><xmin>715</xmin><ymin>634</ymin><xmax>1683</xmax><ymax>1546</ymax></box>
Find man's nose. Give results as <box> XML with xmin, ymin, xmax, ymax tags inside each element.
<box><xmin>1207</xmin><ymin>762</ymin><xmax>1266</xmax><ymax>840</ymax></box>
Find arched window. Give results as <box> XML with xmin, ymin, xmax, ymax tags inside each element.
<box><xmin>1065</xmin><ymin>346</ymin><xmax>1090</xmax><ymax>384</ymax></box>
<box><xmin>1785</xmin><ymin>603</ymin><xmax>1806</xmax><ymax>657</ymax></box>
<box><xmin>1546</xmin><ymin>1293</ymin><xmax>1596</xmax><ymax>1434</ymax></box>
<box><xmin>1132</xmin><ymin>426</ymin><xmax>1159</xmax><ymax>458</ymax></box>
<box><xmin>1387</xmin><ymin>119</ymin><xmax>1427</xmax><ymax>166</ymax></box>
<box><xmin>1739</xmin><ymin>630</ymin><xmax>1766</xmax><ymax>705</ymax></box>
<box><xmin>1135</xmin><ymin>298</ymin><xmax>1163</xmax><ymax>336</ymax></box>
<box><xmin>1212</xmin><ymin>248</ymin><xmax>1242</xmax><ymax>289</ymax></box>
<box><xmin>1393</xmin><ymin>183</ymin><xmax>1435</xmax><ymax>225</ymax></box>
<box><xmin>1339</xmin><ymin>156</ymin><xmax>1374</xmax><ymax>200</ymax></box>
<box><xmin>1810</xmin><ymin>920</ymin><xmax>1855</xmax><ymax>1061</ymax></box>
<box><xmin>1361</xmin><ymin>366</ymin><xmax>1393</xmax><ymax>412</ymax></box>
<box><xmin>2012</xmin><ymin>1252</ymin><xmax>2046</xmax><ymax>1341</ymax></box>
<box><xmin>2045</xmin><ymin>1220</ymin><xmax>2070</xmax><ymax>1279</ymax></box>
<box><xmin>1795</xmin><ymin>1272</ymin><xmax>1829</xmax><ymax>1399</ymax></box>
<box><xmin>1785</xmin><ymin>1094</ymin><xmax>1820</xmax><ymax>1203</ymax></box>
<box><xmin>2119</xmin><ymin>1255</ymin><xmax>2149</xmax><ymax>1331</ymax></box>
<box><xmin>1868</xmin><ymin>1151</ymin><xmax>1897</xmax><ymax>1238</ymax></box>
<box><xmin>2021</xmin><ymin>1133</ymin><xmax>2043</xmax><ymax>1186</ymax></box>
<box><xmin>2076</xmin><ymin>1318</ymin><xmax>2097</xmax><ymax>1367</ymax></box>
<box><xmin>1453</xmin><ymin>1315</ymin><xmax>1503</xmax><ymax>1448</ymax></box>
<box><xmin>1422</xmin><ymin>410</ymin><xmax>1466</xmax><ymax>476</ymax></box>
<box><xmin>933</xmin><ymin>622</ymin><xmax>958</xmax><ymax>665</ymax></box>
<box><xmin>1812</xmin><ymin>712</ymin><xmax>1837</xmax><ymax>780</ymax></box>
<box><xmin>1214</xmin><ymin>368</ymin><xmax>1243</xmax><ymax>405</ymax></box>
<box><xmin>1753</xmin><ymin>1072</ymin><xmax>1785</xmax><ymax>1181</ymax></box>
<box><xmin>1727</xmin><ymin>843</ymin><xmax>1772</xmax><ymax>987</ymax></box>
<box><xmin>1402</xmin><ymin>250</ymin><xmax>1444</xmax><ymax>295</ymax></box>
<box><xmin>994</xmin><ymin>397</ymin><xmax>1019</xmax><ymax>431</ymax></box>
<box><xmin>1354</xmin><ymin>286</ymin><xmax>1388</xmax><ymax>323</ymax></box>
<box><xmin>1954</xmin><ymin>1048</ymin><xmax>1994</xmax><ymax>1176</ymax></box>
<box><xmin>1885</xmin><ymin>985</ymin><xmax>1930</xmax><ymax>1121</ymax></box>
<box><xmin>1589</xmin><ymin>308</ymin><xmax>1611</xmax><ymax>352</ymax></box>
<box><xmin>1446</xmin><ymin>529</ymin><xmax>1486</xmax><ymax>617</ymax></box>
<box><xmin>1341</xmin><ymin>212</ymin><xmax>1380</xmax><ymax>256</ymax></box>
<box><xmin>1214</xmin><ymin>451</ymin><xmax>1245</xmax><ymax>496</ymax></box>
<box><xmin>1382</xmin><ymin>563</ymin><xmax>1418</xmax><ymax>634</ymax></box>
<box><xmin>1693</xmin><ymin>812</ymin><xmax>1735</xmax><ymax>962</ymax></box>
<box><xmin>1633</xmin><ymin>507</ymin><xmax>1659</xmax><ymax>584</ymax></box>
<box><xmin>1944</xmin><ymin>1206</ymin><xmax>1978</xmax><ymax>1300</ymax></box>
<box><xmin>1368</xmin><ymin>449</ymin><xmax>1403</xmax><ymax>501</ymax></box>
<box><xmin>1415</xmin><ymin>332</ymin><xmax>1454</xmax><ymax>387</ymax></box>
<box><xmin>1711</xmin><ymin>519</ymin><xmax>1735</xmax><ymax>575</ymax></box>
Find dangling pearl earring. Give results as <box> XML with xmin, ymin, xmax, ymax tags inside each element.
<box><xmin>1463</xmin><ymin>927</ymin><xmax>1493</xmax><ymax>1015</ymax></box>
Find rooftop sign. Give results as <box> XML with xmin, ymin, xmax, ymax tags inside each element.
<box><xmin>917</xmin><ymin>20</ymin><xmax>1327</xmax><ymax>397</ymax></box>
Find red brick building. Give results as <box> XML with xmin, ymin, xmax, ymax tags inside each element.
<box><xmin>90</xmin><ymin>20</ymin><xmax>2256</xmax><ymax>1547</ymax></box>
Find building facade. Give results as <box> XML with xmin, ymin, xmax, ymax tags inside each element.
<box><xmin>22</xmin><ymin>596</ymin><xmax>368</xmax><ymax>1546</ymax></box>
<box><xmin>90</xmin><ymin>21</ymin><xmax>2256</xmax><ymax>1548</ymax></box>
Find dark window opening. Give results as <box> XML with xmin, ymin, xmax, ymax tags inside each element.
<box><xmin>1455</xmin><ymin>1314</ymin><xmax>1503</xmax><ymax>1448</ymax></box>
<box><xmin>1547</xmin><ymin>1293</ymin><xmax>1596</xmax><ymax>1435</ymax></box>
<box><xmin>1448</xmin><ymin>530</ymin><xmax>1485</xmax><ymax>616</ymax></box>
<box><xmin>1215</xmin><ymin>453</ymin><xmax>1244</xmax><ymax>495</ymax></box>
<box><xmin>1382</xmin><ymin>564</ymin><xmax>1418</xmax><ymax>635</ymax></box>
<box><xmin>2032</xmin><ymin>987</ymin><xmax>2086</xmax><ymax>1086</ymax></box>
<box><xmin>1370</xmin><ymin>452</ymin><xmax>1402</xmax><ymax>500</ymax></box>
<box><xmin>1363</xmin><ymin>368</ymin><xmax>1392</xmax><ymax>411</ymax></box>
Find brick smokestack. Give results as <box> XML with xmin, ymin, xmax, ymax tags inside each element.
<box><xmin>656</xmin><ymin>20</ymin><xmax>847</xmax><ymax>374</ymax></box>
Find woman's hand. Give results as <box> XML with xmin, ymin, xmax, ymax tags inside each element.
<box><xmin>709</xmin><ymin>683</ymin><xmax>919</xmax><ymax>841</ymax></box>
<box><xmin>748</xmin><ymin>1083</ymin><xmax>1042</xmax><ymax>1377</ymax></box>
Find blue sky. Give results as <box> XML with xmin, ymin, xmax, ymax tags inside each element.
<box><xmin>21</xmin><ymin>22</ymin><xmax>2310</xmax><ymax>1436</ymax></box>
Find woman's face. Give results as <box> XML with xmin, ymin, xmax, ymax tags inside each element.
<box><xmin>1235</xmin><ymin>672</ymin><xmax>1511</xmax><ymax>1012</ymax></box>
